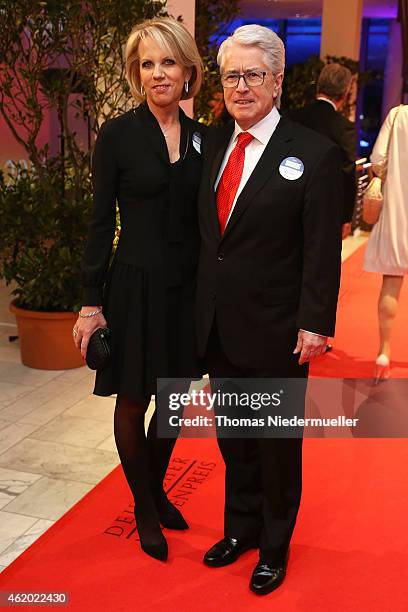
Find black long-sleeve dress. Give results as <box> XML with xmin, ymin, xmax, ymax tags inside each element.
<box><xmin>82</xmin><ymin>102</ymin><xmax>206</xmax><ymax>401</ymax></box>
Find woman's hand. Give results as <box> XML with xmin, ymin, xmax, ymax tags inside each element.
<box><xmin>72</xmin><ymin>307</ymin><xmax>107</xmax><ymax>360</ymax></box>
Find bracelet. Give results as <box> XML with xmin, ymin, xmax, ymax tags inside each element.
<box><xmin>79</xmin><ymin>308</ymin><xmax>102</xmax><ymax>318</ymax></box>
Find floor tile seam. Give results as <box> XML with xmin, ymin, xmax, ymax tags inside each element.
<box><xmin>0</xmin><ymin>381</ymin><xmax>76</xmax><ymax>416</ymax></box>
<box><xmin>1</xmin><ymin>434</ymin><xmax>119</xmax><ymax>456</ymax></box>
<box><xmin>0</xmin><ymin>516</ymin><xmax>56</xmax><ymax>559</ymax></box>
<box><xmin>26</xmin><ymin>429</ymin><xmax>116</xmax><ymax>451</ymax></box>
<box><xmin>11</xmin><ymin>391</ymin><xmax>101</xmax><ymax>426</ymax></box>
<box><xmin>0</xmin><ymin>422</ymin><xmax>50</xmax><ymax>456</ymax></box>
<box><xmin>0</xmin><ymin>477</ymin><xmax>95</xmax><ymax>515</ymax></box>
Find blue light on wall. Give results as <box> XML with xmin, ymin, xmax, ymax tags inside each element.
<box><xmin>359</xmin><ymin>19</ymin><xmax>391</xmax><ymax>153</ymax></box>
<box><xmin>285</xmin><ymin>19</ymin><xmax>321</xmax><ymax>67</ymax></box>
<box><xmin>213</xmin><ymin>18</ymin><xmax>322</xmax><ymax>68</ymax></box>
<box><xmin>211</xmin><ymin>17</ymin><xmax>391</xmax><ymax>155</ymax></box>
<box><xmin>213</xmin><ymin>17</ymin><xmax>390</xmax><ymax>73</ymax></box>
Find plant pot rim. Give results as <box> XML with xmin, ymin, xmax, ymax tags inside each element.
<box><xmin>10</xmin><ymin>300</ymin><xmax>77</xmax><ymax>320</ymax></box>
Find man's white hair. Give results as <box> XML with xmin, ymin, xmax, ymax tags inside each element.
<box><xmin>217</xmin><ymin>24</ymin><xmax>285</xmax><ymax>107</ymax></box>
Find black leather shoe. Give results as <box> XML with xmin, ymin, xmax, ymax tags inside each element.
<box><xmin>204</xmin><ymin>536</ymin><xmax>256</xmax><ymax>567</ymax></box>
<box><xmin>249</xmin><ymin>554</ymin><xmax>288</xmax><ymax>595</ymax></box>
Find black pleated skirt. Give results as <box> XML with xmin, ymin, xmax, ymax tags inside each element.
<box><xmin>93</xmin><ymin>259</ymin><xmax>202</xmax><ymax>401</ymax></box>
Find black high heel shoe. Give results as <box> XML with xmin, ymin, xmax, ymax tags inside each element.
<box><xmin>154</xmin><ymin>491</ymin><xmax>189</xmax><ymax>530</ymax></box>
<box><xmin>134</xmin><ymin>508</ymin><xmax>168</xmax><ymax>561</ymax></box>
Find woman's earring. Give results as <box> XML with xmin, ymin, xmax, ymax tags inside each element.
<box><xmin>184</xmin><ymin>80</ymin><xmax>189</xmax><ymax>94</ymax></box>
<box><xmin>141</xmin><ymin>84</ymin><xmax>145</xmax><ymax>96</ymax></box>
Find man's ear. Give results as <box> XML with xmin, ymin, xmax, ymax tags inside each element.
<box><xmin>273</xmin><ymin>73</ymin><xmax>284</xmax><ymax>99</ymax></box>
<box><xmin>337</xmin><ymin>93</ymin><xmax>347</xmax><ymax>110</ymax></box>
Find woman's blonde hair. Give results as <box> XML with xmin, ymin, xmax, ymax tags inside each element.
<box><xmin>125</xmin><ymin>17</ymin><xmax>203</xmax><ymax>104</ymax></box>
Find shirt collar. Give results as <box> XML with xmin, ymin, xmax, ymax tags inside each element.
<box><xmin>316</xmin><ymin>96</ymin><xmax>337</xmax><ymax>111</ymax></box>
<box><xmin>232</xmin><ymin>105</ymin><xmax>281</xmax><ymax>145</ymax></box>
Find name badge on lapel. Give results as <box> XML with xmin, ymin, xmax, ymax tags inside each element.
<box><xmin>279</xmin><ymin>157</ymin><xmax>304</xmax><ymax>181</ymax></box>
<box><xmin>192</xmin><ymin>131</ymin><xmax>202</xmax><ymax>154</ymax></box>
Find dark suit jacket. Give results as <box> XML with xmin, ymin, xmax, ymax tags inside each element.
<box><xmin>195</xmin><ymin>115</ymin><xmax>343</xmax><ymax>371</ymax></box>
<box><xmin>290</xmin><ymin>100</ymin><xmax>357</xmax><ymax>223</ymax></box>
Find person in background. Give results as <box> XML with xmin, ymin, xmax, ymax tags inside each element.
<box><xmin>73</xmin><ymin>17</ymin><xmax>205</xmax><ymax>562</ymax></box>
<box><xmin>290</xmin><ymin>62</ymin><xmax>357</xmax><ymax>240</ymax></box>
<box><xmin>195</xmin><ymin>25</ymin><xmax>342</xmax><ymax>595</ymax></box>
<box><xmin>363</xmin><ymin>104</ymin><xmax>408</xmax><ymax>382</ymax></box>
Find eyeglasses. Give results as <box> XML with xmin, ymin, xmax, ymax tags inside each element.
<box><xmin>220</xmin><ymin>70</ymin><xmax>267</xmax><ymax>88</ymax></box>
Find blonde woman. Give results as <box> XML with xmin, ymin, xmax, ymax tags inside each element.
<box><xmin>73</xmin><ymin>18</ymin><xmax>205</xmax><ymax>561</ymax></box>
<box><xmin>364</xmin><ymin>105</ymin><xmax>408</xmax><ymax>383</ymax></box>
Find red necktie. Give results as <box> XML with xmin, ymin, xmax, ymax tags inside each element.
<box><xmin>216</xmin><ymin>131</ymin><xmax>254</xmax><ymax>235</ymax></box>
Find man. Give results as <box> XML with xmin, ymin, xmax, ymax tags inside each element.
<box><xmin>290</xmin><ymin>62</ymin><xmax>357</xmax><ymax>239</ymax></box>
<box><xmin>195</xmin><ymin>25</ymin><xmax>342</xmax><ymax>594</ymax></box>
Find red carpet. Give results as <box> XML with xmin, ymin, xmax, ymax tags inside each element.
<box><xmin>311</xmin><ymin>243</ymin><xmax>408</xmax><ymax>378</ymax></box>
<box><xmin>1</xmin><ymin>244</ymin><xmax>408</xmax><ymax>611</ymax></box>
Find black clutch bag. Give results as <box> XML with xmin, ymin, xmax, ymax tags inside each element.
<box><xmin>86</xmin><ymin>327</ymin><xmax>111</xmax><ymax>370</ymax></box>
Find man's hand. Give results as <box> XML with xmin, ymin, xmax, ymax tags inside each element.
<box><xmin>342</xmin><ymin>222</ymin><xmax>352</xmax><ymax>240</ymax></box>
<box><xmin>293</xmin><ymin>330</ymin><xmax>328</xmax><ymax>365</ymax></box>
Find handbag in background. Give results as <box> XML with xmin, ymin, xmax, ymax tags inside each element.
<box><xmin>362</xmin><ymin>176</ymin><xmax>383</xmax><ymax>224</ymax></box>
<box><xmin>362</xmin><ymin>105</ymin><xmax>402</xmax><ymax>225</ymax></box>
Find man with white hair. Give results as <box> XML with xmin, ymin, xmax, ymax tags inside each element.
<box><xmin>195</xmin><ymin>25</ymin><xmax>343</xmax><ymax>594</ymax></box>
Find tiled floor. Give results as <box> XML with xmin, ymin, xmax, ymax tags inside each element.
<box><xmin>0</xmin><ymin>233</ymin><xmax>367</xmax><ymax>572</ymax></box>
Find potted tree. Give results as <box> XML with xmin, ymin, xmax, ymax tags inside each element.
<box><xmin>0</xmin><ymin>0</ymin><xmax>165</xmax><ymax>369</ymax></box>
<box><xmin>0</xmin><ymin>158</ymin><xmax>92</xmax><ymax>369</ymax></box>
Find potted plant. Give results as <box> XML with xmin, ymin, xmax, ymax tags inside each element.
<box><xmin>0</xmin><ymin>0</ymin><xmax>165</xmax><ymax>369</ymax></box>
<box><xmin>0</xmin><ymin>158</ymin><xmax>91</xmax><ymax>368</ymax></box>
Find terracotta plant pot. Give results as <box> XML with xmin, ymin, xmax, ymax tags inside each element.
<box><xmin>9</xmin><ymin>301</ymin><xmax>84</xmax><ymax>370</ymax></box>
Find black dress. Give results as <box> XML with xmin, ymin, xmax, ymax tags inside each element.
<box><xmin>81</xmin><ymin>103</ymin><xmax>206</xmax><ymax>400</ymax></box>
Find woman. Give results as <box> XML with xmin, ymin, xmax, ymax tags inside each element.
<box><xmin>363</xmin><ymin>104</ymin><xmax>408</xmax><ymax>383</ymax></box>
<box><xmin>73</xmin><ymin>17</ymin><xmax>205</xmax><ymax>561</ymax></box>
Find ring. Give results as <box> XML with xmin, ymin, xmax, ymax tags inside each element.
<box><xmin>72</xmin><ymin>328</ymin><xmax>78</xmax><ymax>338</ymax></box>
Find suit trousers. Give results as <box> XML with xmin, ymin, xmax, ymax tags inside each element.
<box><xmin>204</xmin><ymin>318</ymin><xmax>308</xmax><ymax>563</ymax></box>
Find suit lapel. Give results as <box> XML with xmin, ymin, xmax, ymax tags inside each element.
<box><xmin>209</xmin><ymin>122</ymin><xmax>235</xmax><ymax>190</ymax></box>
<box><xmin>206</xmin><ymin>122</ymin><xmax>235</xmax><ymax>239</ymax></box>
<box><xmin>222</xmin><ymin>117</ymin><xmax>295</xmax><ymax>240</ymax></box>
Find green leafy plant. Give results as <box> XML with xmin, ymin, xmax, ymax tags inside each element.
<box><xmin>0</xmin><ymin>162</ymin><xmax>91</xmax><ymax>311</ymax></box>
<box><xmin>194</xmin><ymin>0</ymin><xmax>241</xmax><ymax>124</ymax></box>
<box><xmin>0</xmin><ymin>0</ymin><xmax>165</xmax><ymax>311</ymax></box>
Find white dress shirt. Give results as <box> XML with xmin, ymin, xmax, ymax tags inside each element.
<box><xmin>214</xmin><ymin>105</ymin><xmax>281</xmax><ymax>224</ymax></box>
<box><xmin>316</xmin><ymin>96</ymin><xmax>337</xmax><ymax>111</ymax></box>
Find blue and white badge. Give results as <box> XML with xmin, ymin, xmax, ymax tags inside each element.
<box><xmin>192</xmin><ymin>131</ymin><xmax>202</xmax><ymax>154</ymax></box>
<box><xmin>279</xmin><ymin>156</ymin><xmax>304</xmax><ymax>181</ymax></box>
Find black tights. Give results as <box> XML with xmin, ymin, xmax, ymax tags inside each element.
<box><xmin>146</xmin><ymin>407</ymin><xmax>178</xmax><ymax>501</ymax></box>
<box><xmin>114</xmin><ymin>393</ymin><xmax>179</xmax><ymax>543</ymax></box>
